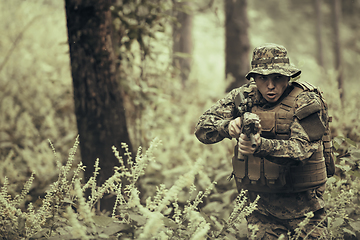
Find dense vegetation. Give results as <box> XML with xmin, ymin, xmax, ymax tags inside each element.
<box><xmin>1</xmin><ymin>0</ymin><xmax>360</xmax><ymax>239</ymax></box>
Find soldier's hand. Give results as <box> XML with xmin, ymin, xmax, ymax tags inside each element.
<box><xmin>238</xmin><ymin>132</ymin><xmax>261</xmax><ymax>155</ymax></box>
<box><xmin>228</xmin><ymin>117</ymin><xmax>241</xmax><ymax>138</ymax></box>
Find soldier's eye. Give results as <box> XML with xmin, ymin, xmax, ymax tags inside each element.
<box><xmin>274</xmin><ymin>76</ymin><xmax>282</xmax><ymax>81</ymax></box>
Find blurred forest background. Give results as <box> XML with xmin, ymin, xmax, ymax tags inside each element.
<box><xmin>1</xmin><ymin>0</ymin><xmax>360</xmax><ymax>239</ymax></box>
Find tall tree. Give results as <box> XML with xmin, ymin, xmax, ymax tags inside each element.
<box><xmin>65</xmin><ymin>0</ymin><xmax>132</xmax><ymax>211</ymax></box>
<box><xmin>172</xmin><ymin>1</ymin><xmax>193</xmax><ymax>86</ymax></box>
<box><xmin>224</xmin><ymin>0</ymin><xmax>250</xmax><ymax>92</ymax></box>
<box><xmin>315</xmin><ymin>0</ymin><xmax>324</xmax><ymax>68</ymax></box>
<box><xmin>331</xmin><ymin>0</ymin><xmax>343</xmax><ymax>101</ymax></box>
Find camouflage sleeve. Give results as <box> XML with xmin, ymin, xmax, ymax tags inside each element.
<box><xmin>194</xmin><ymin>88</ymin><xmax>241</xmax><ymax>144</ymax></box>
<box><xmin>254</xmin><ymin>91</ymin><xmax>327</xmax><ymax>164</ymax></box>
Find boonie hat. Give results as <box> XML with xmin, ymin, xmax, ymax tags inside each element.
<box><xmin>245</xmin><ymin>43</ymin><xmax>301</xmax><ymax>80</ymax></box>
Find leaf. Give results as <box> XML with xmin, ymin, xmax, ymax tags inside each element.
<box><xmin>343</xmin><ymin>228</ymin><xmax>356</xmax><ymax>236</ymax></box>
<box><xmin>61</xmin><ymin>197</ymin><xmax>74</xmax><ymax>205</ymax></box>
<box><xmin>345</xmin><ymin>138</ymin><xmax>357</xmax><ymax>147</ymax></box>
<box><xmin>326</xmin><ymin>176</ymin><xmax>337</xmax><ymax>184</ymax></box>
<box><xmin>162</xmin><ymin>206</ymin><xmax>172</xmax><ymax>215</ymax></box>
<box><xmin>331</xmin><ymin>217</ymin><xmax>344</xmax><ymax>228</ymax></box>
<box><xmin>340</xmin><ymin>157</ymin><xmax>352</xmax><ymax>162</ymax></box>
<box><xmin>333</xmin><ymin>137</ymin><xmax>344</xmax><ymax>150</ymax></box>
<box><xmin>104</xmin><ymin>222</ymin><xmax>130</xmax><ymax>235</ymax></box>
<box><xmin>350</xmin><ymin>149</ymin><xmax>360</xmax><ymax>159</ymax></box>
<box><xmin>98</xmin><ymin>233</ymin><xmax>110</xmax><ymax>238</ymax></box>
<box><xmin>128</xmin><ymin>211</ymin><xmax>147</xmax><ymax>225</ymax></box>
<box><xmin>337</xmin><ymin>164</ymin><xmax>351</xmax><ymax>172</ymax></box>
<box><xmin>162</xmin><ymin>217</ymin><xmax>178</xmax><ymax>229</ymax></box>
<box><xmin>93</xmin><ymin>216</ymin><xmax>115</xmax><ymax>227</ymax></box>
<box><xmin>47</xmin><ymin>233</ymin><xmax>74</xmax><ymax>240</ymax></box>
<box><xmin>348</xmin><ymin>219</ymin><xmax>360</xmax><ymax>232</ymax></box>
<box><xmin>224</xmin><ymin>232</ymin><xmax>243</xmax><ymax>240</ymax></box>
<box><xmin>347</xmin><ymin>170</ymin><xmax>360</xmax><ymax>178</ymax></box>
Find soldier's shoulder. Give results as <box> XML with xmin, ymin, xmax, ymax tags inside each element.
<box><xmin>294</xmin><ymin>91</ymin><xmax>322</xmax><ymax>111</ymax></box>
<box><xmin>227</xmin><ymin>80</ymin><xmax>257</xmax><ymax>99</ymax></box>
<box><xmin>292</xmin><ymin>81</ymin><xmax>319</xmax><ymax>92</ymax></box>
<box><xmin>292</xmin><ymin>81</ymin><xmax>323</xmax><ymax>104</ymax></box>
<box><xmin>243</xmin><ymin>79</ymin><xmax>258</xmax><ymax>93</ymax></box>
<box><xmin>229</xmin><ymin>80</ymin><xmax>256</xmax><ymax>91</ymax></box>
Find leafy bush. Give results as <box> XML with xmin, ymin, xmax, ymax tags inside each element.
<box><xmin>0</xmin><ymin>138</ymin><xmax>258</xmax><ymax>239</ymax></box>
<box><xmin>324</xmin><ymin>136</ymin><xmax>360</xmax><ymax>239</ymax></box>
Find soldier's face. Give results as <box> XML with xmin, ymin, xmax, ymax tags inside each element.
<box><xmin>254</xmin><ymin>74</ymin><xmax>289</xmax><ymax>103</ymax></box>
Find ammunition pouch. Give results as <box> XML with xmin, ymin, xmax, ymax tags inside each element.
<box><xmin>232</xmin><ymin>145</ymin><xmax>327</xmax><ymax>193</ymax></box>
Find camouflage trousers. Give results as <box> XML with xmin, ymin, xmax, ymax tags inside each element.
<box><xmin>245</xmin><ymin>208</ymin><xmax>328</xmax><ymax>239</ymax></box>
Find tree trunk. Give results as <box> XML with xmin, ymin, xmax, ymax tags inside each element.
<box><xmin>172</xmin><ymin>1</ymin><xmax>193</xmax><ymax>86</ymax></box>
<box><xmin>65</xmin><ymin>0</ymin><xmax>132</xmax><ymax>211</ymax></box>
<box><xmin>315</xmin><ymin>0</ymin><xmax>324</xmax><ymax>68</ymax></box>
<box><xmin>224</xmin><ymin>0</ymin><xmax>250</xmax><ymax>92</ymax></box>
<box><xmin>331</xmin><ymin>0</ymin><xmax>343</xmax><ymax>101</ymax></box>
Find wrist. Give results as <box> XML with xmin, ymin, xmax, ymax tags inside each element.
<box><xmin>219</xmin><ymin>120</ymin><xmax>232</xmax><ymax>139</ymax></box>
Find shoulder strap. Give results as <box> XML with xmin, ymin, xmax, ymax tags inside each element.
<box><xmin>293</xmin><ymin>81</ymin><xmax>316</xmax><ymax>91</ymax></box>
<box><xmin>281</xmin><ymin>86</ymin><xmax>304</xmax><ymax>110</ymax></box>
<box><xmin>293</xmin><ymin>81</ymin><xmax>329</xmax><ymax>111</ymax></box>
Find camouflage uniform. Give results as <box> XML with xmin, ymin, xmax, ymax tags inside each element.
<box><xmin>195</xmin><ymin>44</ymin><xmax>330</xmax><ymax>239</ymax></box>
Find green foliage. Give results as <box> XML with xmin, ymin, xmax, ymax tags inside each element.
<box><xmin>0</xmin><ymin>138</ymin><xmax>257</xmax><ymax>239</ymax></box>
<box><xmin>0</xmin><ymin>0</ymin><xmax>76</xmax><ymax>198</ymax></box>
<box><xmin>111</xmin><ymin>0</ymin><xmax>172</xmax><ymax>55</ymax></box>
<box><xmin>333</xmin><ymin>136</ymin><xmax>360</xmax><ymax>177</ymax></box>
<box><xmin>1</xmin><ymin>0</ymin><xmax>360</xmax><ymax>239</ymax></box>
<box><xmin>323</xmin><ymin>136</ymin><xmax>360</xmax><ymax>238</ymax></box>
<box><xmin>110</xmin><ymin>0</ymin><xmax>177</xmax><ymax>150</ymax></box>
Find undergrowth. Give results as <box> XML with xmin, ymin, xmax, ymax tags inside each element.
<box><xmin>0</xmin><ymin>137</ymin><xmax>259</xmax><ymax>239</ymax></box>
<box><xmin>1</xmin><ymin>136</ymin><xmax>360</xmax><ymax>239</ymax></box>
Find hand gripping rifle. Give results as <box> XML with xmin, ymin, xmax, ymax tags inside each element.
<box><xmin>237</xmin><ymin>112</ymin><xmax>261</xmax><ymax>161</ymax></box>
<box><xmin>234</xmin><ymin>91</ymin><xmax>261</xmax><ymax>160</ymax></box>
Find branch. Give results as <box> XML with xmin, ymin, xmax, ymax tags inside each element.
<box><xmin>0</xmin><ymin>15</ymin><xmax>42</xmax><ymax>74</ymax></box>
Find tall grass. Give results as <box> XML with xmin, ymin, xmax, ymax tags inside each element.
<box><xmin>0</xmin><ymin>137</ymin><xmax>259</xmax><ymax>239</ymax></box>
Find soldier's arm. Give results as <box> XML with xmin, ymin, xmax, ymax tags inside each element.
<box><xmin>194</xmin><ymin>88</ymin><xmax>240</xmax><ymax>144</ymax></box>
<box><xmin>254</xmin><ymin>91</ymin><xmax>327</xmax><ymax>164</ymax></box>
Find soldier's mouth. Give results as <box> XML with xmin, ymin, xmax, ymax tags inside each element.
<box><xmin>267</xmin><ymin>93</ymin><xmax>277</xmax><ymax>99</ymax></box>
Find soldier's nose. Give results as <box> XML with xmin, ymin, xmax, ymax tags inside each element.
<box><xmin>267</xmin><ymin>79</ymin><xmax>275</xmax><ymax>89</ymax></box>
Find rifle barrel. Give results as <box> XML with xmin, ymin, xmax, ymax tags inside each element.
<box><xmin>250</xmin><ymin>134</ymin><xmax>257</xmax><ymax>148</ymax></box>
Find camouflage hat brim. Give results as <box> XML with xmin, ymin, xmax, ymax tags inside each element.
<box><xmin>245</xmin><ymin>65</ymin><xmax>301</xmax><ymax>80</ymax></box>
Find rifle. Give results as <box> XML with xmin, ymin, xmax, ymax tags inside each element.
<box><xmin>237</xmin><ymin>112</ymin><xmax>261</xmax><ymax>160</ymax></box>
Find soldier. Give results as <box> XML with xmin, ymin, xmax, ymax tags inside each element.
<box><xmin>195</xmin><ymin>43</ymin><xmax>334</xmax><ymax>239</ymax></box>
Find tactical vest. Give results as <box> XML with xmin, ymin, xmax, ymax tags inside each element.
<box><xmin>232</xmin><ymin>83</ymin><xmax>328</xmax><ymax>193</ymax></box>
